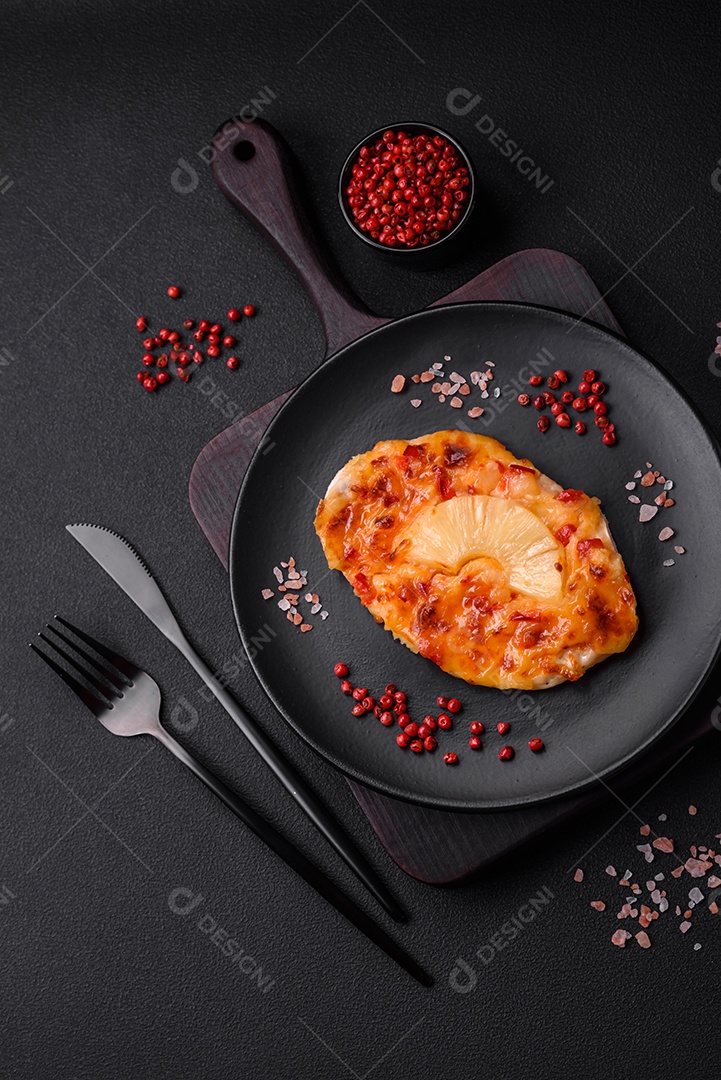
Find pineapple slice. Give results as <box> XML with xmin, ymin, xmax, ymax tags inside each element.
<box><xmin>402</xmin><ymin>494</ymin><xmax>564</xmax><ymax>603</ymax></box>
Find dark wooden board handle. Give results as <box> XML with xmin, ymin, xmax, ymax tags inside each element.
<box><xmin>211</xmin><ymin>119</ymin><xmax>387</xmax><ymax>357</ymax></box>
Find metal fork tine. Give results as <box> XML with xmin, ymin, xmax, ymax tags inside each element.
<box><xmin>53</xmin><ymin>615</ymin><xmax>138</xmax><ymax>681</ymax></box>
<box><xmin>46</xmin><ymin>625</ymin><xmax>127</xmax><ymax>693</ymax></box>
<box><xmin>30</xmin><ymin>643</ymin><xmax>106</xmax><ymax>717</ymax></box>
<box><xmin>37</xmin><ymin>632</ymin><xmax>120</xmax><ymax>701</ymax></box>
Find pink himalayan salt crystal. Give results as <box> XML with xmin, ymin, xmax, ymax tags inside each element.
<box><xmin>611</xmin><ymin>929</ymin><xmax>630</xmax><ymax>948</ymax></box>
<box><xmin>635</xmin><ymin>931</ymin><xmax>652</xmax><ymax>949</ymax></box>
<box><xmin>652</xmin><ymin>837</ymin><xmax>674</xmax><ymax>853</ymax></box>
<box><xmin>590</xmin><ymin>901</ymin><xmax>606</xmax><ymax>911</ymax></box>
<box><xmin>685</xmin><ymin>858</ymin><xmax>712</xmax><ymax>878</ymax></box>
<box><xmin>574</xmin><ymin>869</ymin><xmax>584</xmax><ymax>882</ymax></box>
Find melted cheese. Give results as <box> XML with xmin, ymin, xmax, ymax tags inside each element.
<box><xmin>314</xmin><ymin>431</ymin><xmax>638</xmax><ymax>690</ymax></box>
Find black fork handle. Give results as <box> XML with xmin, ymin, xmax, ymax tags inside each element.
<box><xmin>172</xmin><ymin>635</ymin><xmax>406</xmax><ymax>924</ymax></box>
<box><xmin>153</xmin><ymin>726</ymin><xmax>432</xmax><ymax>987</ymax></box>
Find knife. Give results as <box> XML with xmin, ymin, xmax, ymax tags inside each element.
<box><xmin>66</xmin><ymin>523</ymin><xmax>405</xmax><ymax>923</ymax></box>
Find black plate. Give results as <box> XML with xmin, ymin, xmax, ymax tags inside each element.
<box><xmin>230</xmin><ymin>303</ymin><xmax>721</xmax><ymax>811</ymax></box>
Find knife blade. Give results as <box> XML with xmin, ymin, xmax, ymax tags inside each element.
<box><xmin>66</xmin><ymin>523</ymin><xmax>405</xmax><ymax>923</ymax></box>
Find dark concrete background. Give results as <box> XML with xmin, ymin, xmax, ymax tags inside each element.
<box><xmin>2</xmin><ymin>1</ymin><xmax>720</xmax><ymax>1076</ymax></box>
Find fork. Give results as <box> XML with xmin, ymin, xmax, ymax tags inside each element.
<box><xmin>31</xmin><ymin>616</ymin><xmax>432</xmax><ymax>987</ymax></box>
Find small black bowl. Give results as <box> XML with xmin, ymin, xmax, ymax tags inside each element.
<box><xmin>338</xmin><ymin>121</ymin><xmax>477</xmax><ymax>269</ymax></box>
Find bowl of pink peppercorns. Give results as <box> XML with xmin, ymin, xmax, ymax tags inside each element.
<box><xmin>339</xmin><ymin>122</ymin><xmax>476</xmax><ymax>267</ymax></box>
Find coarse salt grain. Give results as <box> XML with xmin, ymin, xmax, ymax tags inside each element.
<box><xmin>628</xmin><ymin>495</ymin><xmax>641</xmax><ymax>504</ymax></box>
<box><xmin>590</xmin><ymin>900</ymin><xmax>606</xmax><ymax>911</ymax></box>
<box><xmin>674</xmin><ymin>545</ymin><xmax>685</xmax><ymax>554</ymax></box>
<box><xmin>606</xmin><ymin>865</ymin><xmax>617</xmax><ymax>877</ymax></box>
<box><xmin>635</xmin><ymin>930</ymin><xmax>651</xmax><ymax>949</ymax></box>
<box><xmin>391</xmin><ymin>374</ymin><xmax>406</xmax><ymax>393</ymax></box>
<box><xmin>688</xmin><ymin>805</ymin><xmax>697</xmax><ymax>815</ymax></box>
<box><xmin>410</xmin><ymin>399</ymin><xmax>422</xmax><ymax>408</ymax></box>
<box><xmin>625</xmin><ymin>482</ymin><xmax>636</xmax><ymax>490</ymax></box>
<box><xmin>574</xmin><ymin>868</ymin><xmax>584</xmax><ymax>882</ymax></box>
<box><xmin>663</xmin><ymin>559</ymin><xmax>675</xmax><ymax>567</ymax></box>
<box><xmin>658</xmin><ymin>527</ymin><xmax>674</xmax><ymax>541</ymax></box>
<box><xmin>639</xmin><ymin>505</ymin><xmax>658</xmax><ymax>522</ymax></box>
<box><xmin>261</xmin><ymin>588</ymin><xmax>274</xmax><ymax>600</ymax></box>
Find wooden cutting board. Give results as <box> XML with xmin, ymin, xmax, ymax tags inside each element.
<box><xmin>189</xmin><ymin>121</ymin><xmax>710</xmax><ymax>883</ymax></box>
